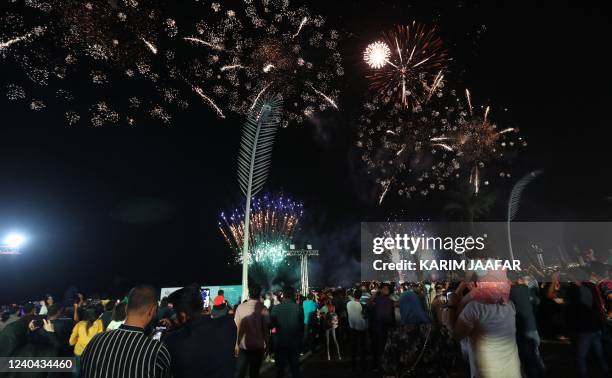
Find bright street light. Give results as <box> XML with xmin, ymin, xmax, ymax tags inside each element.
<box><xmin>3</xmin><ymin>233</ymin><xmax>26</xmax><ymax>249</ymax></box>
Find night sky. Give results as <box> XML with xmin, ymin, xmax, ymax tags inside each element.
<box><xmin>1</xmin><ymin>0</ymin><xmax>611</xmax><ymax>303</ymax></box>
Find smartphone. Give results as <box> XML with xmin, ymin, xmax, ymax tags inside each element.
<box><xmin>152</xmin><ymin>326</ymin><xmax>166</xmax><ymax>341</ymax></box>
<box><xmin>201</xmin><ymin>288</ymin><xmax>210</xmax><ymax>309</ymax></box>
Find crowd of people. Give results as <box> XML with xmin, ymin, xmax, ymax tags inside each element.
<box><xmin>1</xmin><ymin>258</ymin><xmax>611</xmax><ymax>378</ymax></box>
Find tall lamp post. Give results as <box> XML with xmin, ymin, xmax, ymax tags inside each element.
<box><xmin>287</xmin><ymin>244</ymin><xmax>319</xmax><ymax>296</ymax></box>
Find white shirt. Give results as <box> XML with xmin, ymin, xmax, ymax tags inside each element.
<box><xmin>346</xmin><ymin>299</ymin><xmax>367</xmax><ymax>331</ymax></box>
<box><xmin>234</xmin><ymin>299</ymin><xmax>269</xmax><ymax>350</ymax></box>
<box><xmin>106</xmin><ymin>320</ymin><xmax>125</xmax><ymax>331</ymax></box>
<box><xmin>458</xmin><ymin>301</ymin><xmax>521</xmax><ymax>378</ymax></box>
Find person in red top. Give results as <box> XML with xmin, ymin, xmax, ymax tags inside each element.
<box><xmin>213</xmin><ymin>289</ymin><xmax>226</xmax><ymax>307</ymax></box>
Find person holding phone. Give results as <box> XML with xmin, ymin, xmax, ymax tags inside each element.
<box><xmin>163</xmin><ymin>285</ymin><xmax>236</xmax><ymax>378</ymax></box>
<box><xmin>80</xmin><ymin>285</ymin><xmax>171</xmax><ymax>378</ymax></box>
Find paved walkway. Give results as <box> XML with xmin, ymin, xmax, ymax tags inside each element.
<box><xmin>259</xmin><ymin>337</ymin><xmax>601</xmax><ymax>378</ymax></box>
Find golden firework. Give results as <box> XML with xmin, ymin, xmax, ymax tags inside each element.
<box><xmin>364</xmin><ymin>22</ymin><xmax>449</xmax><ymax>109</ymax></box>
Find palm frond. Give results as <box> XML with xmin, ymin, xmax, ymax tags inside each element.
<box><xmin>237</xmin><ymin>94</ymin><xmax>283</xmax><ymax>196</ymax></box>
<box><xmin>507</xmin><ymin>169</ymin><xmax>542</xmax><ymax>261</ymax></box>
<box><xmin>444</xmin><ymin>184</ymin><xmax>496</xmax><ymax>221</ymax></box>
<box><xmin>237</xmin><ymin>93</ymin><xmax>283</xmax><ymax>300</ymax></box>
<box><xmin>507</xmin><ymin>169</ymin><xmax>543</xmax><ymax>222</ymax></box>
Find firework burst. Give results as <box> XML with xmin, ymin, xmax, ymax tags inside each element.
<box><xmin>0</xmin><ymin>1</ymin><xmax>239</xmax><ymax>127</ymax></box>
<box><xmin>380</xmin><ymin>221</ymin><xmax>432</xmax><ymax>282</ymax></box>
<box><xmin>363</xmin><ymin>22</ymin><xmax>449</xmax><ymax>110</ymax></box>
<box><xmin>358</xmin><ymin>87</ymin><xmax>526</xmax><ymax>201</ymax></box>
<box><xmin>433</xmin><ymin>89</ymin><xmax>526</xmax><ymax>193</ymax></box>
<box><xmin>0</xmin><ymin>0</ymin><xmax>188</xmax><ymax>126</ymax></box>
<box><xmin>184</xmin><ymin>0</ymin><xmax>344</xmax><ymax>126</ymax></box>
<box><xmin>2</xmin><ymin>1</ymin><xmax>342</xmax><ymax>127</ymax></box>
<box><xmin>218</xmin><ymin>194</ymin><xmax>304</xmax><ymax>267</ymax></box>
<box><xmin>363</xmin><ymin>41</ymin><xmax>391</xmax><ymax>70</ymax></box>
<box><xmin>357</xmin><ymin>94</ymin><xmax>460</xmax><ymax>202</ymax></box>
<box><xmin>57</xmin><ymin>1</ymin><xmax>162</xmax><ymax>66</ymax></box>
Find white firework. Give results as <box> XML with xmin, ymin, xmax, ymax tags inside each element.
<box><xmin>363</xmin><ymin>41</ymin><xmax>391</xmax><ymax>69</ymax></box>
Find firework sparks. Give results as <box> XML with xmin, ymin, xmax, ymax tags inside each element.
<box><xmin>427</xmin><ymin>71</ymin><xmax>444</xmax><ymax>101</ymax></box>
<box><xmin>434</xmin><ymin>89</ymin><xmax>525</xmax><ymax>193</ymax></box>
<box><xmin>0</xmin><ymin>35</ymin><xmax>27</xmax><ymax>51</ymax></box>
<box><xmin>0</xmin><ymin>27</ymin><xmax>45</xmax><ymax>51</ymax></box>
<box><xmin>251</xmin><ymin>242</ymin><xmax>289</xmax><ymax>266</ymax></box>
<box><xmin>292</xmin><ymin>17</ymin><xmax>308</xmax><ymax>38</ymax></box>
<box><xmin>470</xmin><ymin>166</ymin><xmax>481</xmax><ymax>194</ymax></box>
<box><xmin>379</xmin><ymin>179</ymin><xmax>393</xmax><ymax>204</ymax></box>
<box><xmin>219</xmin><ymin>195</ymin><xmax>304</xmax><ymax>268</ymax></box>
<box><xmin>498</xmin><ymin>127</ymin><xmax>515</xmax><ymax>134</ymax></box>
<box><xmin>363</xmin><ymin>22</ymin><xmax>449</xmax><ymax>109</ymax></box>
<box><xmin>448</xmin><ymin>90</ymin><xmax>515</xmax><ymax>163</ymax></box>
<box><xmin>466</xmin><ymin>88</ymin><xmax>474</xmax><ymax>115</ymax></box>
<box><xmin>1</xmin><ymin>0</ymin><xmax>188</xmax><ymax>126</ymax></box>
<box><xmin>141</xmin><ymin>38</ymin><xmax>158</xmax><ymax>54</ymax></box>
<box><xmin>357</xmin><ymin>95</ymin><xmax>458</xmax><ymax>202</ymax></box>
<box><xmin>2</xmin><ymin>0</ymin><xmax>341</xmax><ymax>126</ymax></box>
<box><xmin>308</xmin><ymin>84</ymin><xmax>339</xmax><ymax>110</ymax></box>
<box><xmin>364</xmin><ymin>41</ymin><xmax>391</xmax><ymax>69</ymax></box>
<box><xmin>431</xmin><ymin>142</ymin><xmax>454</xmax><ymax>152</ymax></box>
<box><xmin>262</xmin><ymin>64</ymin><xmax>276</xmax><ymax>73</ymax></box>
<box><xmin>192</xmin><ymin>84</ymin><xmax>225</xmax><ymax>119</ymax></box>
<box><xmin>182</xmin><ymin>37</ymin><xmax>224</xmax><ymax>51</ymax></box>
<box><xmin>382</xmin><ymin>222</ymin><xmax>431</xmax><ymax>282</ymax></box>
<box><xmin>221</xmin><ymin>64</ymin><xmax>245</xmax><ymax>71</ymax></box>
<box><xmin>358</xmin><ymin>80</ymin><xmax>526</xmax><ymax>202</ymax></box>
<box><xmin>249</xmin><ymin>83</ymin><xmax>271</xmax><ymax>111</ymax></box>
<box><xmin>190</xmin><ymin>1</ymin><xmax>343</xmax><ymax>125</ymax></box>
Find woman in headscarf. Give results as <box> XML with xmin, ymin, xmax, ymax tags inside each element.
<box><xmin>399</xmin><ymin>290</ymin><xmax>430</xmax><ymax>325</ymax></box>
<box><xmin>383</xmin><ymin>290</ymin><xmax>463</xmax><ymax>377</ymax></box>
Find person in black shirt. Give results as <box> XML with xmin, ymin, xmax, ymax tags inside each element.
<box><xmin>52</xmin><ymin>308</ymin><xmax>75</xmax><ymax>358</ymax></box>
<box><xmin>156</xmin><ymin>297</ymin><xmax>175</xmax><ymax>327</ymax></box>
<box><xmin>270</xmin><ymin>287</ymin><xmax>304</xmax><ymax>378</ymax></box>
<box><xmin>370</xmin><ymin>284</ymin><xmax>395</xmax><ymax>369</ymax></box>
<box><xmin>163</xmin><ymin>285</ymin><xmax>236</xmax><ymax>378</ymax></box>
<box><xmin>33</xmin><ymin>304</ymin><xmax>75</xmax><ymax>358</ymax></box>
<box><xmin>509</xmin><ymin>275</ymin><xmax>545</xmax><ymax>378</ymax></box>
<box><xmin>80</xmin><ymin>285</ymin><xmax>171</xmax><ymax>378</ymax></box>
<box><xmin>565</xmin><ymin>268</ymin><xmax>610</xmax><ymax>378</ymax></box>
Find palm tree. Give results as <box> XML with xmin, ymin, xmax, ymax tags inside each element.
<box><xmin>444</xmin><ymin>184</ymin><xmax>496</xmax><ymax>223</ymax></box>
<box><xmin>444</xmin><ymin>184</ymin><xmax>496</xmax><ymax>261</ymax></box>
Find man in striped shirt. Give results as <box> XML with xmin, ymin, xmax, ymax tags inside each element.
<box><xmin>80</xmin><ymin>285</ymin><xmax>171</xmax><ymax>378</ymax></box>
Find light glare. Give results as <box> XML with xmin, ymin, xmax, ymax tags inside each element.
<box><xmin>4</xmin><ymin>233</ymin><xmax>26</xmax><ymax>248</ymax></box>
